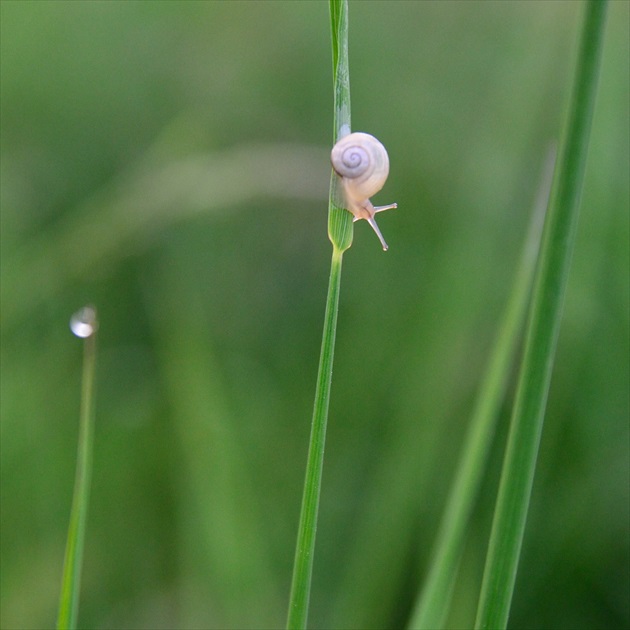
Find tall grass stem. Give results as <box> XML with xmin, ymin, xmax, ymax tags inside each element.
<box><xmin>475</xmin><ymin>2</ymin><xmax>608</xmax><ymax>628</ymax></box>
<box><xmin>57</xmin><ymin>307</ymin><xmax>98</xmax><ymax>630</ymax></box>
<box><xmin>287</xmin><ymin>248</ymin><xmax>344</xmax><ymax>629</ymax></box>
<box><xmin>286</xmin><ymin>1</ymin><xmax>352</xmax><ymax>627</ymax></box>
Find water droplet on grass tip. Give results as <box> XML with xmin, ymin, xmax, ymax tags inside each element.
<box><xmin>70</xmin><ymin>306</ymin><xmax>98</xmax><ymax>338</ymax></box>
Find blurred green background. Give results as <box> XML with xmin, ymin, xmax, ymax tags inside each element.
<box><xmin>1</xmin><ymin>1</ymin><xmax>628</xmax><ymax>629</ymax></box>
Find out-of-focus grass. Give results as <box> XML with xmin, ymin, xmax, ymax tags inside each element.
<box><xmin>1</xmin><ymin>2</ymin><xmax>627</xmax><ymax>629</ymax></box>
<box><xmin>476</xmin><ymin>2</ymin><xmax>609</xmax><ymax>626</ymax></box>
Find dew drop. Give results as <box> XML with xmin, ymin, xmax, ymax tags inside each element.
<box><xmin>70</xmin><ymin>306</ymin><xmax>98</xmax><ymax>338</ymax></box>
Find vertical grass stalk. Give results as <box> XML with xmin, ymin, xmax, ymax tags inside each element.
<box><xmin>286</xmin><ymin>1</ymin><xmax>352</xmax><ymax>628</ymax></box>
<box><xmin>475</xmin><ymin>2</ymin><xmax>608</xmax><ymax>628</ymax></box>
<box><xmin>57</xmin><ymin>306</ymin><xmax>98</xmax><ymax>630</ymax></box>
<box><xmin>286</xmin><ymin>247</ymin><xmax>345</xmax><ymax>630</ymax></box>
<box><xmin>409</xmin><ymin>147</ymin><xmax>556</xmax><ymax>630</ymax></box>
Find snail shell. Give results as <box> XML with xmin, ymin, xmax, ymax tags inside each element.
<box><xmin>331</xmin><ymin>132</ymin><xmax>397</xmax><ymax>250</ymax></box>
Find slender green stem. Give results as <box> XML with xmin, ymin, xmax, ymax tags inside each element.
<box><xmin>409</xmin><ymin>148</ymin><xmax>555</xmax><ymax>630</ymax></box>
<box><xmin>287</xmin><ymin>247</ymin><xmax>344</xmax><ymax>629</ymax></box>
<box><xmin>475</xmin><ymin>3</ymin><xmax>608</xmax><ymax>629</ymax></box>
<box><xmin>57</xmin><ymin>307</ymin><xmax>98</xmax><ymax>630</ymax></box>
<box><xmin>286</xmin><ymin>2</ymin><xmax>352</xmax><ymax>627</ymax></box>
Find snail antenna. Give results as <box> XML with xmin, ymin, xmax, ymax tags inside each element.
<box><xmin>367</xmin><ymin>217</ymin><xmax>389</xmax><ymax>251</ymax></box>
<box><xmin>373</xmin><ymin>203</ymin><xmax>398</xmax><ymax>214</ymax></box>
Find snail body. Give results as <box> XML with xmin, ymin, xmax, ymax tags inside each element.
<box><xmin>331</xmin><ymin>132</ymin><xmax>397</xmax><ymax>250</ymax></box>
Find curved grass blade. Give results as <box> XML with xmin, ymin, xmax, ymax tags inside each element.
<box><xmin>409</xmin><ymin>147</ymin><xmax>555</xmax><ymax>630</ymax></box>
<box><xmin>475</xmin><ymin>3</ymin><xmax>609</xmax><ymax>628</ymax></box>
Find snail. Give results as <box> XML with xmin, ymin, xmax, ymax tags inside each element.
<box><xmin>331</xmin><ymin>132</ymin><xmax>397</xmax><ymax>251</ymax></box>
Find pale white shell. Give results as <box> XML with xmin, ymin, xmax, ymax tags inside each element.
<box><xmin>330</xmin><ymin>132</ymin><xmax>397</xmax><ymax>250</ymax></box>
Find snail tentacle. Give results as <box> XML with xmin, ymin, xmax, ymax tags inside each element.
<box><xmin>367</xmin><ymin>218</ymin><xmax>389</xmax><ymax>251</ymax></box>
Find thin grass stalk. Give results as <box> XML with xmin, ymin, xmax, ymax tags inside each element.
<box><xmin>57</xmin><ymin>307</ymin><xmax>98</xmax><ymax>630</ymax></box>
<box><xmin>409</xmin><ymin>148</ymin><xmax>556</xmax><ymax>630</ymax></box>
<box><xmin>286</xmin><ymin>1</ymin><xmax>352</xmax><ymax>628</ymax></box>
<box><xmin>475</xmin><ymin>3</ymin><xmax>608</xmax><ymax>628</ymax></box>
<box><xmin>287</xmin><ymin>248</ymin><xmax>344</xmax><ymax>630</ymax></box>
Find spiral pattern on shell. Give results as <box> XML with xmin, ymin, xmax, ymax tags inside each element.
<box><xmin>331</xmin><ymin>132</ymin><xmax>390</xmax><ymax>202</ymax></box>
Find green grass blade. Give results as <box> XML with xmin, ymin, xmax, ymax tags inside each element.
<box><xmin>408</xmin><ymin>147</ymin><xmax>556</xmax><ymax>630</ymax></box>
<box><xmin>286</xmin><ymin>2</ymin><xmax>352</xmax><ymax>627</ymax></box>
<box><xmin>475</xmin><ymin>3</ymin><xmax>609</xmax><ymax>628</ymax></box>
<box><xmin>57</xmin><ymin>306</ymin><xmax>98</xmax><ymax>630</ymax></box>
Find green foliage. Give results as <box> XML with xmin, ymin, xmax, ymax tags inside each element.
<box><xmin>1</xmin><ymin>2</ymin><xmax>627</xmax><ymax>629</ymax></box>
<box><xmin>409</xmin><ymin>145</ymin><xmax>555</xmax><ymax>630</ymax></box>
<box><xmin>475</xmin><ymin>3</ymin><xmax>609</xmax><ymax>628</ymax></box>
